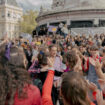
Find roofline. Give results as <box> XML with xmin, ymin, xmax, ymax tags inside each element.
<box><xmin>39</xmin><ymin>9</ymin><xmax>105</xmax><ymax>17</ymax></box>
<box><xmin>36</xmin><ymin>9</ymin><xmax>105</xmax><ymax>21</ymax></box>
<box><xmin>0</xmin><ymin>4</ymin><xmax>23</xmax><ymax>12</ymax></box>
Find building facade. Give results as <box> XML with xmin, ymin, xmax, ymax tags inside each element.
<box><xmin>0</xmin><ymin>0</ymin><xmax>23</xmax><ymax>39</ymax></box>
<box><xmin>37</xmin><ymin>0</ymin><xmax>105</xmax><ymax>35</ymax></box>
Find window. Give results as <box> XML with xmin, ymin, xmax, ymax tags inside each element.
<box><xmin>70</xmin><ymin>20</ymin><xmax>93</xmax><ymax>28</ymax></box>
<box><xmin>8</xmin><ymin>13</ymin><xmax>11</xmax><ymax>17</ymax></box>
<box><xmin>99</xmin><ymin>20</ymin><xmax>105</xmax><ymax>27</ymax></box>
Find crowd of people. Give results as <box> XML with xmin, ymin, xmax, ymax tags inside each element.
<box><xmin>0</xmin><ymin>32</ymin><xmax>105</xmax><ymax>105</ymax></box>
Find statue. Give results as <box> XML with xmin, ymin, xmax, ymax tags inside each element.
<box><xmin>52</xmin><ymin>0</ymin><xmax>65</xmax><ymax>9</ymax></box>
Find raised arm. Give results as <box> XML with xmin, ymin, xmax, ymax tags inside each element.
<box><xmin>95</xmin><ymin>60</ymin><xmax>105</xmax><ymax>80</ymax></box>
<box><xmin>42</xmin><ymin>70</ymin><xmax>54</xmax><ymax>105</ymax></box>
<box><xmin>42</xmin><ymin>57</ymin><xmax>55</xmax><ymax>105</ymax></box>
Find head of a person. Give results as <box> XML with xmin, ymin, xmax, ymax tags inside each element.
<box><xmin>38</xmin><ymin>52</ymin><xmax>49</xmax><ymax>67</ymax></box>
<box><xmin>67</xmin><ymin>46</ymin><xmax>71</xmax><ymax>52</ymax></box>
<box><xmin>80</xmin><ymin>45</ymin><xmax>86</xmax><ymax>53</ymax></box>
<box><xmin>49</xmin><ymin>44</ymin><xmax>57</xmax><ymax>57</ymax></box>
<box><xmin>79</xmin><ymin>46</ymin><xmax>84</xmax><ymax>53</ymax></box>
<box><xmin>90</xmin><ymin>46</ymin><xmax>98</xmax><ymax>57</ymax></box>
<box><xmin>61</xmin><ymin>72</ymin><xmax>90</xmax><ymax>105</ymax></box>
<box><xmin>64</xmin><ymin>51</ymin><xmax>78</xmax><ymax>69</ymax></box>
<box><xmin>57</xmin><ymin>46</ymin><xmax>62</xmax><ymax>52</ymax></box>
<box><xmin>0</xmin><ymin>46</ymin><xmax>31</xmax><ymax>105</ymax></box>
<box><xmin>27</xmin><ymin>45</ymin><xmax>32</xmax><ymax>51</ymax></box>
<box><xmin>64</xmin><ymin>24</ymin><xmax>67</xmax><ymax>28</ymax></box>
<box><xmin>8</xmin><ymin>46</ymin><xmax>28</xmax><ymax>69</ymax></box>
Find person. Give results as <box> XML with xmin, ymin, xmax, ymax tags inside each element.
<box><xmin>49</xmin><ymin>45</ymin><xmax>65</xmax><ymax>105</ymax></box>
<box><xmin>64</xmin><ymin>50</ymin><xmax>82</xmax><ymax>73</ymax></box>
<box><xmin>0</xmin><ymin>46</ymin><xmax>41</xmax><ymax>105</ymax></box>
<box><xmin>42</xmin><ymin>68</ymin><xmax>95</xmax><ymax>105</ymax></box>
<box><xmin>61</xmin><ymin>72</ymin><xmax>95</xmax><ymax>105</ymax></box>
<box><xmin>57</xmin><ymin>23</ymin><xmax>64</xmax><ymax>35</ymax></box>
<box><xmin>91</xmin><ymin>59</ymin><xmax>105</xmax><ymax>104</ymax></box>
<box><xmin>61</xmin><ymin>24</ymin><xmax>69</xmax><ymax>38</ymax></box>
<box><xmin>84</xmin><ymin>46</ymin><xmax>103</xmax><ymax>89</ymax></box>
<box><xmin>94</xmin><ymin>59</ymin><xmax>105</xmax><ymax>80</ymax></box>
<box><xmin>24</xmin><ymin>45</ymin><xmax>33</xmax><ymax>70</ymax></box>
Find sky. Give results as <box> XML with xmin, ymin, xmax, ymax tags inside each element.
<box><xmin>16</xmin><ymin>0</ymin><xmax>53</xmax><ymax>11</ymax></box>
<box><xmin>28</xmin><ymin>0</ymin><xmax>52</xmax><ymax>6</ymax></box>
<box><xmin>16</xmin><ymin>0</ymin><xmax>105</xmax><ymax>12</ymax></box>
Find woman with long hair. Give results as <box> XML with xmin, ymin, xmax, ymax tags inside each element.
<box><xmin>0</xmin><ymin>46</ymin><xmax>41</xmax><ymax>105</ymax></box>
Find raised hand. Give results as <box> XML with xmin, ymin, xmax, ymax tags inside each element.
<box><xmin>94</xmin><ymin>59</ymin><xmax>102</xmax><ymax>71</ymax></box>
<box><xmin>47</xmin><ymin>57</ymin><xmax>55</xmax><ymax>68</ymax></box>
<box><xmin>98</xmin><ymin>79</ymin><xmax>105</xmax><ymax>94</ymax></box>
<box><xmin>96</xmin><ymin>90</ymin><xmax>105</xmax><ymax>105</ymax></box>
<box><xmin>87</xmin><ymin>81</ymin><xmax>97</xmax><ymax>92</ymax></box>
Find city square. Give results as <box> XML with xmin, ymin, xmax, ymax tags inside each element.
<box><xmin>0</xmin><ymin>0</ymin><xmax>105</xmax><ymax>105</ymax></box>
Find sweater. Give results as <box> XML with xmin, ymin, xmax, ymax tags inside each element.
<box><xmin>13</xmin><ymin>85</ymin><xmax>41</xmax><ymax>105</ymax></box>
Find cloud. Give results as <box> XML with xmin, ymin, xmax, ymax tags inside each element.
<box><xmin>16</xmin><ymin>0</ymin><xmax>105</xmax><ymax>11</ymax></box>
<box><xmin>28</xmin><ymin>0</ymin><xmax>52</xmax><ymax>6</ymax></box>
<box><xmin>16</xmin><ymin>0</ymin><xmax>53</xmax><ymax>11</ymax></box>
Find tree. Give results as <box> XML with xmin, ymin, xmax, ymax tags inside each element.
<box><xmin>19</xmin><ymin>10</ymin><xmax>38</xmax><ymax>34</ymax></box>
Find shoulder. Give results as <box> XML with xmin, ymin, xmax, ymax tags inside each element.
<box><xmin>29</xmin><ymin>85</ymin><xmax>40</xmax><ymax>93</ymax></box>
<box><xmin>29</xmin><ymin>85</ymin><xmax>42</xmax><ymax>105</ymax></box>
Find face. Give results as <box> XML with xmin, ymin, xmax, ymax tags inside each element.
<box><xmin>68</xmin><ymin>46</ymin><xmax>71</xmax><ymax>51</ymax></box>
<box><xmin>23</xmin><ymin>54</ymin><xmax>28</xmax><ymax>69</ymax></box>
<box><xmin>90</xmin><ymin>50</ymin><xmax>97</xmax><ymax>57</ymax></box>
<box><xmin>79</xmin><ymin>47</ymin><xmax>84</xmax><ymax>53</ymax></box>
<box><xmin>50</xmin><ymin>47</ymin><xmax>57</xmax><ymax>57</ymax></box>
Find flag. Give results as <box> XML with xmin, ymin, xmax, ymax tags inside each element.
<box><xmin>48</xmin><ymin>25</ymin><xmax>58</xmax><ymax>33</ymax></box>
<box><xmin>20</xmin><ymin>33</ymin><xmax>32</xmax><ymax>44</ymax></box>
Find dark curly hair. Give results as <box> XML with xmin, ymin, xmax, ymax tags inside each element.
<box><xmin>0</xmin><ymin>46</ymin><xmax>31</xmax><ymax>105</ymax></box>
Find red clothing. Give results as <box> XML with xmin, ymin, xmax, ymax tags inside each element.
<box><xmin>84</xmin><ymin>56</ymin><xmax>103</xmax><ymax>72</ymax></box>
<box><xmin>91</xmin><ymin>102</ymin><xmax>95</xmax><ymax>105</ymax></box>
<box><xmin>13</xmin><ymin>85</ymin><xmax>41</xmax><ymax>105</ymax></box>
<box><xmin>42</xmin><ymin>70</ymin><xmax>54</xmax><ymax>105</ymax></box>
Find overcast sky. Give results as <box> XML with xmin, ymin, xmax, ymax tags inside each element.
<box><xmin>16</xmin><ymin>0</ymin><xmax>105</xmax><ymax>11</ymax></box>
<box><xmin>28</xmin><ymin>0</ymin><xmax>52</xmax><ymax>6</ymax></box>
<box><xmin>16</xmin><ymin>0</ymin><xmax>53</xmax><ymax>11</ymax></box>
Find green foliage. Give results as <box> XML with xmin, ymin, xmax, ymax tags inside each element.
<box><xmin>19</xmin><ymin>10</ymin><xmax>38</xmax><ymax>34</ymax></box>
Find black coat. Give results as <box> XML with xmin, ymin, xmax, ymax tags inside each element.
<box><xmin>24</xmin><ymin>49</ymin><xmax>32</xmax><ymax>69</ymax></box>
